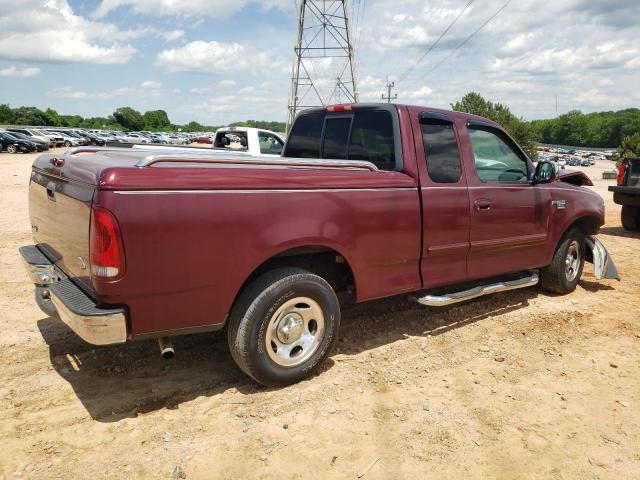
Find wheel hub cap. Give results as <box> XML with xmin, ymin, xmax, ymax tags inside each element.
<box><xmin>265</xmin><ymin>297</ymin><xmax>325</xmax><ymax>368</ymax></box>
<box><xmin>276</xmin><ymin>313</ymin><xmax>304</xmax><ymax>344</ymax></box>
<box><xmin>565</xmin><ymin>240</ymin><xmax>581</xmax><ymax>282</ymax></box>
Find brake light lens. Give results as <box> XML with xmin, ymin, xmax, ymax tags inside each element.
<box><xmin>327</xmin><ymin>104</ymin><xmax>353</xmax><ymax>112</ymax></box>
<box><xmin>616</xmin><ymin>160</ymin><xmax>628</xmax><ymax>186</ymax></box>
<box><xmin>90</xmin><ymin>206</ymin><xmax>125</xmax><ymax>280</ymax></box>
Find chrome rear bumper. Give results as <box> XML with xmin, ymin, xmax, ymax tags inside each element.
<box><xmin>19</xmin><ymin>245</ymin><xmax>127</xmax><ymax>345</ymax></box>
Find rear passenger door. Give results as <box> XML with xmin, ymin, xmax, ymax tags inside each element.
<box><xmin>417</xmin><ymin>112</ymin><xmax>470</xmax><ymax>288</ymax></box>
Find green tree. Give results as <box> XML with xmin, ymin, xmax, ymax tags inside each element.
<box><xmin>617</xmin><ymin>133</ymin><xmax>640</xmax><ymax>159</ymax></box>
<box><xmin>45</xmin><ymin>108</ymin><xmax>61</xmax><ymax>126</ymax></box>
<box><xmin>143</xmin><ymin>110</ymin><xmax>171</xmax><ymax>130</ymax></box>
<box><xmin>0</xmin><ymin>104</ymin><xmax>14</xmax><ymax>123</ymax></box>
<box><xmin>11</xmin><ymin>106</ymin><xmax>49</xmax><ymax>126</ymax></box>
<box><xmin>113</xmin><ymin>107</ymin><xmax>144</xmax><ymax>130</ymax></box>
<box><xmin>452</xmin><ymin>92</ymin><xmax>538</xmax><ymax>160</ymax></box>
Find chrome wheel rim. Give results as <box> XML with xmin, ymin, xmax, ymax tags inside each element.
<box><xmin>265</xmin><ymin>297</ymin><xmax>325</xmax><ymax>367</ymax></box>
<box><xmin>565</xmin><ymin>240</ymin><xmax>581</xmax><ymax>282</ymax></box>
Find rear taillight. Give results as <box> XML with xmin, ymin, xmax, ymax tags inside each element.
<box><xmin>90</xmin><ymin>206</ymin><xmax>125</xmax><ymax>280</ymax></box>
<box><xmin>616</xmin><ymin>160</ymin><xmax>628</xmax><ymax>186</ymax></box>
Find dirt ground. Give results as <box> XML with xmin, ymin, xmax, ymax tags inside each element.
<box><xmin>0</xmin><ymin>149</ymin><xmax>638</xmax><ymax>480</ymax></box>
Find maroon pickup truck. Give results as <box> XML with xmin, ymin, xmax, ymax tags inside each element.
<box><xmin>20</xmin><ymin>103</ymin><xmax>619</xmax><ymax>386</ymax></box>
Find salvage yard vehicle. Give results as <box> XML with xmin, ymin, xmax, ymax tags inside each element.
<box><xmin>4</xmin><ymin>131</ymin><xmax>47</xmax><ymax>151</ymax></box>
<box><xmin>610</xmin><ymin>157</ymin><xmax>640</xmax><ymax>231</ymax></box>
<box><xmin>6</xmin><ymin>128</ymin><xmax>53</xmax><ymax>149</ymax></box>
<box><xmin>212</xmin><ymin>127</ymin><xmax>285</xmax><ymax>156</ymax></box>
<box><xmin>0</xmin><ymin>131</ymin><xmax>37</xmax><ymax>153</ymax></box>
<box><xmin>20</xmin><ymin>103</ymin><xmax>619</xmax><ymax>387</ymax></box>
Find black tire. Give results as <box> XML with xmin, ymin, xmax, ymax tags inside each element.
<box><xmin>64</xmin><ymin>141</ymin><xmax>72</xmax><ymax>147</ymax></box>
<box><xmin>540</xmin><ymin>228</ymin><xmax>585</xmax><ymax>294</ymax></box>
<box><xmin>621</xmin><ymin>206</ymin><xmax>640</xmax><ymax>231</ymax></box>
<box><xmin>227</xmin><ymin>268</ymin><xmax>340</xmax><ymax>387</ymax></box>
<box><xmin>7</xmin><ymin>145</ymin><xmax>17</xmax><ymax>154</ymax></box>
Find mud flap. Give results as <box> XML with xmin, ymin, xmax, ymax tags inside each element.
<box><xmin>585</xmin><ymin>236</ymin><xmax>620</xmax><ymax>280</ymax></box>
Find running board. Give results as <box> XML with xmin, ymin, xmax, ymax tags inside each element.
<box><xmin>415</xmin><ymin>273</ymin><xmax>539</xmax><ymax>307</ymax></box>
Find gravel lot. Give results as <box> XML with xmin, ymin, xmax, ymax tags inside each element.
<box><xmin>1</xmin><ymin>150</ymin><xmax>638</xmax><ymax>479</ymax></box>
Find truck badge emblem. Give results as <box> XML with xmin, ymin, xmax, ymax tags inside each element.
<box><xmin>552</xmin><ymin>200</ymin><xmax>566</xmax><ymax>209</ymax></box>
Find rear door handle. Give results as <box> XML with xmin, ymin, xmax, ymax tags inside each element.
<box><xmin>474</xmin><ymin>199</ymin><xmax>491</xmax><ymax>211</ymax></box>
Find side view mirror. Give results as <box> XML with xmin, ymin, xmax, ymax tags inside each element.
<box><xmin>533</xmin><ymin>161</ymin><xmax>556</xmax><ymax>184</ymax></box>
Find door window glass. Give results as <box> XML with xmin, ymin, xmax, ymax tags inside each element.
<box><xmin>422</xmin><ymin>122</ymin><xmax>461</xmax><ymax>183</ymax></box>
<box><xmin>468</xmin><ymin>128</ymin><xmax>529</xmax><ymax>183</ymax></box>
<box><xmin>258</xmin><ymin>131</ymin><xmax>284</xmax><ymax>155</ymax></box>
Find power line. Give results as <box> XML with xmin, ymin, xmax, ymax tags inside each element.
<box><xmin>395</xmin><ymin>0</ymin><xmax>476</xmax><ymax>84</ymax></box>
<box><xmin>404</xmin><ymin>0</ymin><xmax>513</xmax><ymax>90</ymax></box>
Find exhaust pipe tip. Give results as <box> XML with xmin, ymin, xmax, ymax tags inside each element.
<box><xmin>158</xmin><ymin>337</ymin><xmax>175</xmax><ymax>360</ymax></box>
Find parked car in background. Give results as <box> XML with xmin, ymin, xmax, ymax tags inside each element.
<box><xmin>35</xmin><ymin>130</ymin><xmax>65</xmax><ymax>147</ymax></box>
<box><xmin>6</xmin><ymin>128</ymin><xmax>53</xmax><ymax>149</ymax></box>
<box><xmin>212</xmin><ymin>127</ymin><xmax>285</xmax><ymax>156</ymax></box>
<box><xmin>0</xmin><ymin>131</ymin><xmax>37</xmax><ymax>153</ymax></box>
<box><xmin>580</xmin><ymin>158</ymin><xmax>591</xmax><ymax>166</ymax></box>
<box><xmin>42</xmin><ymin>130</ymin><xmax>82</xmax><ymax>147</ymax></box>
<box><xmin>4</xmin><ymin>131</ymin><xmax>47</xmax><ymax>151</ymax></box>
<box><xmin>194</xmin><ymin>135</ymin><xmax>214</xmax><ymax>144</ymax></box>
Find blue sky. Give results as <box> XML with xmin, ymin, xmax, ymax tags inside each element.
<box><xmin>0</xmin><ymin>0</ymin><xmax>638</xmax><ymax>125</ymax></box>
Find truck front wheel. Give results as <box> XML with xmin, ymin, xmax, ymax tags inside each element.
<box><xmin>539</xmin><ymin>229</ymin><xmax>585</xmax><ymax>294</ymax></box>
<box><xmin>227</xmin><ymin>268</ymin><xmax>340</xmax><ymax>387</ymax></box>
<box><xmin>621</xmin><ymin>206</ymin><xmax>640</xmax><ymax>231</ymax></box>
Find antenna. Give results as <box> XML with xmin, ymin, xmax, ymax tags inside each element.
<box><xmin>286</xmin><ymin>0</ymin><xmax>359</xmax><ymax>133</ymax></box>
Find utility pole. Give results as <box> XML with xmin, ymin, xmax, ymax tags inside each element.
<box><xmin>381</xmin><ymin>77</ymin><xmax>397</xmax><ymax>103</ymax></box>
<box><xmin>555</xmin><ymin>93</ymin><xmax>558</xmax><ymax>116</ymax></box>
<box><xmin>286</xmin><ymin>0</ymin><xmax>359</xmax><ymax>134</ymax></box>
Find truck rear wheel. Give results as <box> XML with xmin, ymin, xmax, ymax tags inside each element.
<box><xmin>621</xmin><ymin>206</ymin><xmax>640</xmax><ymax>231</ymax></box>
<box><xmin>539</xmin><ymin>229</ymin><xmax>585</xmax><ymax>294</ymax></box>
<box><xmin>227</xmin><ymin>268</ymin><xmax>340</xmax><ymax>387</ymax></box>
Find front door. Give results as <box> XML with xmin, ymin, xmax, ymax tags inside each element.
<box><xmin>463</xmin><ymin>123</ymin><xmax>551</xmax><ymax>280</ymax></box>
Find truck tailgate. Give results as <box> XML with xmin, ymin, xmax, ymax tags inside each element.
<box><xmin>29</xmin><ymin>168</ymin><xmax>95</xmax><ymax>295</ymax></box>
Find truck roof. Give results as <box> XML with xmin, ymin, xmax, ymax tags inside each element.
<box><xmin>302</xmin><ymin>102</ymin><xmax>501</xmax><ymax>127</ymax></box>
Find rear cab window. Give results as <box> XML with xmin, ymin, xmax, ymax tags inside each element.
<box><xmin>284</xmin><ymin>107</ymin><xmax>400</xmax><ymax>171</ymax></box>
<box><xmin>420</xmin><ymin>114</ymin><xmax>462</xmax><ymax>183</ymax></box>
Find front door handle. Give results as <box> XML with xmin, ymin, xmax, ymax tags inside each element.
<box><xmin>474</xmin><ymin>199</ymin><xmax>491</xmax><ymax>211</ymax></box>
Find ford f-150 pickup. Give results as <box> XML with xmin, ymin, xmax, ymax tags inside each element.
<box><xmin>20</xmin><ymin>103</ymin><xmax>619</xmax><ymax>386</ymax></box>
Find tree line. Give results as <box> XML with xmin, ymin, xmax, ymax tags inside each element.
<box><xmin>0</xmin><ymin>104</ymin><xmax>286</xmax><ymax>133</ymax></box>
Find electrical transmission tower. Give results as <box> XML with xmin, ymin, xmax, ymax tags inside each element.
<box><xmin>286</xmin><ymin>0</ymin><xmax>359</xmax><ymax>132</ymax></box>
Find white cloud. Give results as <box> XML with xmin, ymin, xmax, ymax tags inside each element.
<box><xmin>155</xmin><ymin>40</ymin><xmax>287</xmax><ymax>75</ymax></box>
<box><xmin>0</xmin><ymin>66</ymin><xmax>41</xmax><ymax>77</ymax></box>
<box><xmin>46</xmin><ymin>81</ymin><xmax>165</xmax><ymax>100</ymax></box>
<box><xmin>161</xmin><ymin>29</ymin><xmax>185</xmax><ymax>42</ymax></box>
<box><xmin>141</xmin><ymin>80</ymin><xmax>162</xmax><ymax>89</ymax></box>
<box><xmin>0</xmin><ymin>0</ymin><xmax>136</xmax><ymax>64</ymax></box>
<box><xmin>94</xmin><ymin>0</ymin><xmax>291</xmax><ymax>19</ymax></box>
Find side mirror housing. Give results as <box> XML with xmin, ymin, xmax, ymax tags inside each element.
<box><xmin>533</xmin><ymin>161</ymin><xmax>556</xmax><ymax>184</ymax></box>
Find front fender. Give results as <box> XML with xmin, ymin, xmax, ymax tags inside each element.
<box><xmin>585</xmin><ymin>236</ymin><xmax>620</xmax><ymax>280</ymax></box>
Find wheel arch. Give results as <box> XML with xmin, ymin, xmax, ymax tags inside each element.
<box><xmin>229</xmin><ymin>244</ymin><xmax>357</xmax><ymax>317</ymax></box>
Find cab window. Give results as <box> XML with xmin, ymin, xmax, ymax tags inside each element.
<box><xmin>468</xmin><ymin>127</ymin><xmax>529</xmax><ymax>183</ymax></box>
<box><xmin>421</xmin><ymin>121</ymin><xmax>461</xmax><ymax>183</ymax></box>
<box><xmin>258</xmin><ymin>131</ymin><xmax>284</xmax><ymax>155</ymax></box>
